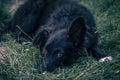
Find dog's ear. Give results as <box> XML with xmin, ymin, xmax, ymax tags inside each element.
<box><xmin>67</xmin><ymin>16</ymin><xmax>86</xmax><ymax>47</ymax></box>
<box><xmin>33</xmin><ymin>29</ymin><xmax>49</xmax><ymax>50</ymax></box>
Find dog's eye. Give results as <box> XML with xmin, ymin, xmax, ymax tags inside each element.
<box><xmin>53</xmin><ymin>51</ymin><xmax>62</xmax><ymax>58</ymax></box>
<box><xmin>57</xmin><ymin>53</ymin><xmax>62</xmax><ymax>58</ymax></box>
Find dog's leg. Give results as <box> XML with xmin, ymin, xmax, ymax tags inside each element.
<box><xmin>87</xmin><ymin>45</ymin><xmax>112</xmax><ymax>62</ymax></box>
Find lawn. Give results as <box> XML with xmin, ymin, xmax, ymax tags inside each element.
<box><xmin>0</xmin><ymin>0</ymin><xmax>120</xmax><ymax>80</ymax></box>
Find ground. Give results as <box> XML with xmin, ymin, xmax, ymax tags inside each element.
<box><xmin>0</xmin><ymin>0</ymin><xmax>120</xmax><ymax>80</ymax></box>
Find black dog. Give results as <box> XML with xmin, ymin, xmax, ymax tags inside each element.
<box><xmin>10</xmin><ymin>0</ymin><xmax>112</xmax><ymax>72</ymax></box>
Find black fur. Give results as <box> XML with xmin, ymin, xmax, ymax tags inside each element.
<box><xmin>10</xmin><ymin>0</ymin><xmax>107</xmax><ymax>72</ymax></box>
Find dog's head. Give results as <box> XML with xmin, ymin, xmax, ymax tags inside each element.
<box><xmin>37</xmin><ymin>17</ymin><xmax>86</xmax><ymax>72</ymax></box>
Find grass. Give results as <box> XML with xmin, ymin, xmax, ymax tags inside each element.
<box><xmin>0</xmin><ymin>0</ymin><xmax>10</xmax><ymax>35</ymax></box>
<box><xmin>0</xmin><ymin>0</ymin><xmax>120</xmax><ymax>80</ymax></box>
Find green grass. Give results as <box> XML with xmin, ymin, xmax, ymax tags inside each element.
<box><xmin>0</xmin><ymin>0</ymin><xmax>120</xmax><ymax>80</ymax></box>
<box><xmin>0</xmin><ymin>0</ymin><xmax>10</xmax><ymax>35</ymax></box>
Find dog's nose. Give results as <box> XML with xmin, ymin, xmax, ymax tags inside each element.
<box><xmin>39</xmin><ymin>64</ymin><xmax>46</xmax><ymax>72</ymax></box>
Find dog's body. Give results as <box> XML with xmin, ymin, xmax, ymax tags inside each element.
<box><xmin>10</xmin><ymin>0</ymin><xmax>112</xmax><ymax>72</ymax></box>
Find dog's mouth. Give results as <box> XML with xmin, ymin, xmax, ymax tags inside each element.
<box><xmin>38</xmin><ymin>60</ymin><xmax>65</xmax><ymax>72</ymax></box>
<box><xmin>39</xmin><ymin>63</ymin><xmax>56</xmax><ymax>72</ymax></box>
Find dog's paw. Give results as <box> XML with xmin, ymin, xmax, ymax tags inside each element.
<box><xmin>99</xmin><ymin>56</ymin><xmax>112</xmax><ymax>62</ymax></box>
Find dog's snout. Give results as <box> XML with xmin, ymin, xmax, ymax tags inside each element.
<box><xmin>39</xmin><ymin>60</ymin><xmax>56</xmax><ymax>72</ymax></box>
